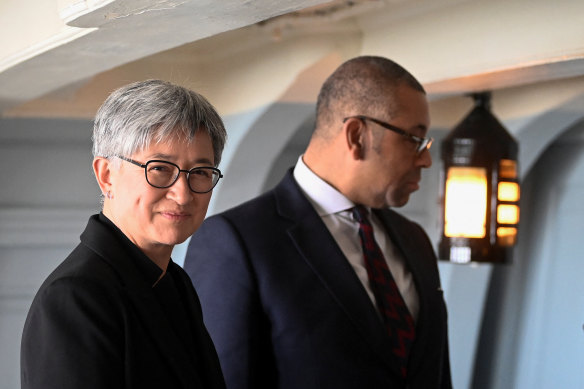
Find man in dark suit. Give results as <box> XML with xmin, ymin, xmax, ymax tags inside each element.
<box><xmin>185</xmin><ymin>56</ymin><xmax>452</xmax><ymax>389</ymax></box>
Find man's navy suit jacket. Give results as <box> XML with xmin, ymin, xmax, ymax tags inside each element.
<box><xmin>185</xmin><ymin>171</ymin><xmax>452</xmax><ymax>389</ymax></box>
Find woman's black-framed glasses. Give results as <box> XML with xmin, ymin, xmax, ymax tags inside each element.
<box><xmin>343</xmin><ymin>115</ymin><xmax>433</xmax><ymax>154</ymax></box>
<box><xmin>116</xmin><ymin>156</ymin><xmax>223</xmax><ymax>194</ymax></box>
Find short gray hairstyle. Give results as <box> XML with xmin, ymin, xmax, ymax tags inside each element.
<box><xmin>93</xmin><ymin>79</ymin><xmax>226</xmax><ymax>166</ymax></box>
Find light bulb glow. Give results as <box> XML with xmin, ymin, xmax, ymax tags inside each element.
<box><xmin>444</xmin><ymin>167</ymin><xmax>487</xmax><ymax>238</ymax></box>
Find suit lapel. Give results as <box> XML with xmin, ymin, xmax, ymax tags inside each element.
<box><xmin>273</xmin><ymin>173</ymin><xmax>398</xmax><ymax>371</ymax></box>
<box><xmin>80</xmin><ymin>216</ymin><xmax>203</xmax><ymax>388</ymax></box>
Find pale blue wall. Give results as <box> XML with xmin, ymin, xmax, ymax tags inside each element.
<box><xmin>473</xmin><ymin>121</ymin><xmax>584</xmax><ymax>389</ymax></box>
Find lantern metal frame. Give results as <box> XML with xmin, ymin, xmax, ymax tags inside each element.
<box><xmin>439</xmin><ymin>92</ymin><xmax>520</xmax><ymax>264</ymax></box>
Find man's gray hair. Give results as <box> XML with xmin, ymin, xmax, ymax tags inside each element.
<box><xmin>93</xmin><ymin>79</ymin><xmax>226</xmax><ymax>166</ymax></box>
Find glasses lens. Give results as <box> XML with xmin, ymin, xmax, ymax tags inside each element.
<box><xmin>145</xmin><ymin>161</ymin><xmax>179</xmax><ymax>188</ymax></box>
<box><xmin>189</xmin><ymin>167</ymin><xmax>220</xmax><ymax>193</ymax></box>
<box><xmin>417</xmin><ymin>137</ymin><xmax>433</xmax><ymax>154</ymax></box>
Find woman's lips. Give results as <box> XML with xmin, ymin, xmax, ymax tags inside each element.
<box><xmin>160</xmin><ymin>211</ymin><xmax>191</xmax><ymax>221</ymax></box>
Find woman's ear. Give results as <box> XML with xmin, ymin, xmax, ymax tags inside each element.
<box><xmin>93</xmin><ymin>157</ymin><xmax>113</xmax><ymax>196</ymax></box>
<box><xmin>344</xmin><ymin>117</ymin><xmax>366</xmax><ymax>160</ymax></box>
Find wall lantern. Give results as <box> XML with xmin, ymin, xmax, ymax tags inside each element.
<box><xmin>439</xmin><ymin>92</ymin><xmax>520</xmax><ymax>264</ymax></box>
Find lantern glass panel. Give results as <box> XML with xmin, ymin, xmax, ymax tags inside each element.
<box><xmin>497</xmin><ymin>227</ymin><xmax>517</xmax><ymax>246</ymax></box>
<box><xmin>444</xmin><ymin>167</ymin><xmax>487</xmax><ymax>238</ymax></box>
<box><xmin>500</xmin><ymin>159</ymin><xmax>518</xmax><ymax>179</ymax></box>
<box><xmin>497</xmin><ymin>204</ymin><xmax>520</xmax><ymax>224</ymax></box>
<box><xmin>498</xmin><ymin>182</ymin><xmax>520</xmax><ymax>201</ymax></box>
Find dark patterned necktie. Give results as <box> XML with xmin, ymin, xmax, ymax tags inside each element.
<box><xmin>352</xmin><ymin>205</ymin><xmax>416</xmax><ymax>378</ymax></box>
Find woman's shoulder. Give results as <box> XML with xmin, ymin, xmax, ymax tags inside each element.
<box><xmin>34</xmin><ymin>243</ymin><xmax>123</xmax><ymax>305</ymax></box>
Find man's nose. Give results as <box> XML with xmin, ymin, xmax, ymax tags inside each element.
<box><xmin>418</xmin><ymin>148</ymin><xmax>432</xmax><ymax>168</ymax></box>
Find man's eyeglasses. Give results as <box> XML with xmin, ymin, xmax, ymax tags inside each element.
<box><xmin>343</xmin><ymin>115</ymin><xmax>433</xmax><ymax>154</ymax></box>
<box><xmin>117</xmin><ymin>156</ymin><xmax>223</xmax><ymax>194</ymax></box>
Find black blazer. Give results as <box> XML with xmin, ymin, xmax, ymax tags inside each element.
<box><xmin>185</xmin><ymin>171</ymin><xmax>452</xmax><ymax>389</ymax></box>
<box><xmin>21</xmin><ymin>214</ymin><xmax>225</xmax><ymax>389</ymax></box>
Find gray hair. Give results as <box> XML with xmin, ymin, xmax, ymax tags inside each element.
<box><xmin>93</xmin><ymin>79</ymin><xmax>226</xmax><ymax>166</ymax></box>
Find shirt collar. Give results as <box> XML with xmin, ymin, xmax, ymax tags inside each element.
<box><xmin>293</xmin><ymin>155</ymin><xmax>355</xmax><ymax>217</ymax></box>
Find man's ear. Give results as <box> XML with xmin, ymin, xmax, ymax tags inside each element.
<box><xmin>93</xmin><ymin>157</ymin><xmax>113</xmax><ymax>196</ymax></box>
<box><xmin>344</xmin><ymin>117</ymin><xmax>366</xmax><ymax>160</ymax></box>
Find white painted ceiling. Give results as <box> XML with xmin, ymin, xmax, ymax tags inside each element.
<box><xmin>1</xmin><ymin>0</ymin><xmax>583</xmax><ymax>118</ymax></box>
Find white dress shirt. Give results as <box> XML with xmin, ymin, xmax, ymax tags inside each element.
<box><xmin>293</xmin><ymin>155</ymin><xmax>419</xmax><ymax>321</ymax></box>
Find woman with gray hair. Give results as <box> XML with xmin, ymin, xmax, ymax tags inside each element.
<box><xmin>21</xmin><ymin>80</ymin><xmax>227</xmax><ymax>389</ymax></box>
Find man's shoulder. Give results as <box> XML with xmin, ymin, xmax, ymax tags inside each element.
<box><xmin>214</xmin><ymin>188</ymin><xmax>278</xmax><ymax>220</ymax></box>
<box><xmin>209</xmin><ymin>172</ymin><xmax>302</xmax><ymax>222</ymax></box>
